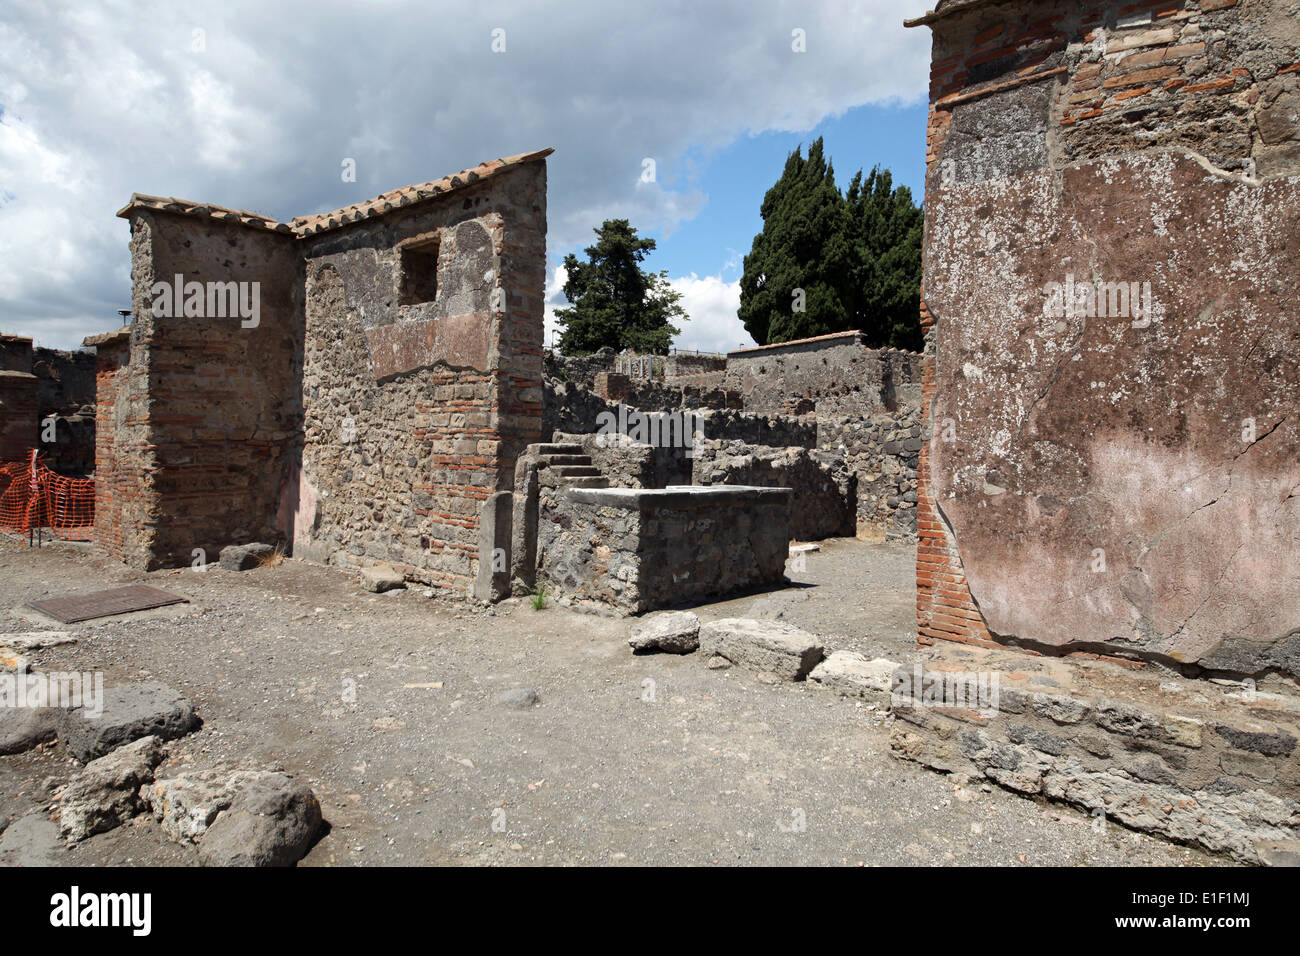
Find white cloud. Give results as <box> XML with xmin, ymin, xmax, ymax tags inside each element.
<box><xmin>0</xmin><ymin>0</ymin><xmax>929</xmax><ymax>349</ymax></box>
<box><xmin>669</xmin><ymin>273</ymin><xmax>747</xmax><ymax>354</ymax></box>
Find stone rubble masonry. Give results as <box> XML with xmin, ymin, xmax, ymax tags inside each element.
<box><xmin>85</xmin><ymin>150</ymin><xmax>550</xmax><ymax>596</ymax></box>
<box><xmin>909</xmin><ymin>0</ymin><xmax>1300</xmax><ymax>675</ymax></box>
<box><xmin>888</xmin><ymin>641</ymin><xmax>1300</xmax><ymax>865</ymax></box>
<box><xmin>543</xmin><ymin>331</ymin><xmax>922</xmax><ymax>540</ymax></box>
<box><xmin>0</xmin><ymin>335</ymin><xmax>96</xmax><ymax>472</ymax></box>
<box><xmin>536</xmin><ymin>485</ymin><xmax>791</xmax><ymax>614</ymax></box>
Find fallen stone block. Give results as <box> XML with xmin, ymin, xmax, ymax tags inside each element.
<box><xmin>809</xmin><ymin>651</ymin><xmax>898</xmax><ymax>702</ymax></box>
<box><xmin>628</xmin><ymin>611</ymin><xmax>700</xmax><ymax>654</ymax></box>
<box><xmin>197</xmin><ymin>772</ymin><xmax>323</xmax><ymax>867</ymax></box>
<box><xmin>0</xmin><ymin>705</ymin><xmax>59</xmax><ymax>755</ymax></box>
<box><xmin>56</xmin><ymin>680</ymin><xmax>199</xmax><ymax>762</ymax></box>
<box><xmin>698</xmin><ymin>618</ymin><xmax>825</xmax><ymax>681</ymax></box>
<box><xmin>360</xmin><ymin>565</ymin><xmax>406</xmax><ymax>593</ymax></box>
<box><xmin>142</xmin><ymin>767</ymin><xmax>280</xmax><ymax>844</ymax></box>
<box><xmin>59</xmin><ymin>735</ymin><xmax>163</xmax><ymax>842</ymax></box>
<box><xmin>218</xmin><ymin>542</ymin><xmax>274</xmax><ymax>571</ymax></box>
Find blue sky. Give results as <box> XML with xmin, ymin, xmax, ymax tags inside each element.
<box><xmin>0</xmin><ymin>1</ymin><xmax>933</xmax><ymax>351</ymax></box>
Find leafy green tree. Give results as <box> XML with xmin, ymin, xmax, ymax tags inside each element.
<box><xmin>845</xmin><ymin>166</ymin><xmax>924</xmax><ymax>352</ymax></box>
<box><xmin>738</xmin><ymin>138</ymin><xmax>923</xmax><ymax>350</ymax></box>
<box><xmin>555</xmin><ymin>219</ymin><xmax>687</xmax><ymax>355</ymax></box>
<box><xmin>738</xmin><ymin>138</ymin><xmax>854</xmax><ymax>347</ymax></box>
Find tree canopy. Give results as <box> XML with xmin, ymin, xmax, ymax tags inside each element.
<box><xmin>738</xmin><ymin>138</ymin><xmax>923</xmax><ymax>351</ymax></box>
<box><xmin>555</xmin><ymin>219</ymin><xmax>686</xmax><ymax>355</ymax></box>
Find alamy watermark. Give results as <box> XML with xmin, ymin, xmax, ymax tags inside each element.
<box><xmin>1042</xmin><ymin>274</ymin><xmax>1155</xmax><ymax>329</ymax></box>
<box><xmin>594</xmin><ymin>404</ymin><xmax>704</xmax><ymax>457</ymax></box>
<box><xmin>150</xmin><ymin>274</ymin><xmax>260</xmax><ymax>328</ymax></box>
<box><xmin>1</xmin><ymin>671</ymin><xmax>103</xmax><ymax>717</ymax></box>
<box><xmin>891</xmin><ymin>664</ymin><xmax>1000</xmax><ymax>718</ymax></box>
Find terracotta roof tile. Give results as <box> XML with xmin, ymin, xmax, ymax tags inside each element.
<box><xmin>115</xmin><ymin>147</ymin><xmax>554</xmax><ymax>238</ymax></box>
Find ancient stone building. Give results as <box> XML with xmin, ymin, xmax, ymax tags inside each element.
<box><xmin>907</xmin><ymin>0</ymin><xmax>1300</xmax><ymax>677</ymax></box>
<box><xmin>87</xmin><ymin>149</ymin><xmax>550</xmax><ymax>591</ymax></box>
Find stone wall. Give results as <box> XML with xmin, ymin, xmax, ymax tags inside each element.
<box><xmin>819</xmin><ymin>407</ymin><xmax>924</xmax><ymax>542</ymax></box>
<box><xmin>889</xmin><ymin>642</ymin><xmax>1300</xmax><ymax>865</ymax></box>
<box><xmin>292</xmin><ymin>159</ymin><xmax>547</xmax><ymax>593</ymax></box>
<box><xmin>0</xmin><ymin>336</ymin><xmax>96</xmax><ymax>473</ymax></box>
<box><xmin>725</xmin><ymin>332</ymin><xmax>923</xmax><ymax>417</ymax></box>
<box><xmin>690</xmin><ymin>441</ymin><xmax>855</xmax><ymax>541</ymax></box>
<box><xmin>910</xmin><ymin>0</ymin><xmax>1300</xmax><ymax>676</ymax></box>
<box><xmin>536</xmin><ymin>486</ymin><xmax>791</xmax><ymax>613</ymax></box>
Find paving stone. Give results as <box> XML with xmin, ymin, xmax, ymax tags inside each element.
<box><xmin>56</xmin><ymin>680</ymin><xmax>198</xmax><ymax>762</ymax></box>
<box><xmin>0</xmin><ymin>812</ymin><xmax>64</xmax><ymax>866</ymax></box>
<box><xmin>628</xmin><ymin>611</ymin><xmax>700</xmax><ymax>654</ymax></box>
<box><xmin>0</xmin><ymin>706</ymin><xmax>59</xmax><ymax>755</ymax></box>
<box><xmin>698</xmin><ymin>618</ymin><xmax>825</xmax><ymax>681</ymax></box>
<box><xmin>809</xmin><ymin>651</ymin><xmax>897</xmax><ymax>702</ymax></box>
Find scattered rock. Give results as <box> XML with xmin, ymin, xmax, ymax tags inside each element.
<box><xmin>0</xmin><ymin>632</ymin><xmax>78</xmax><ymax>650</ymax></box>
<box><xmin>218</xmin><ymin>543</ymin><xmax>274</xmax><ymax>571</ymax></box>
<box><xmin>0</xmin><ymin>812</ymin><xmax>64</xmax><ymax>866</ymax></box>
<box><xmin>698</xmin><ymin>618</ymin><xmax>825</xmax><ymax>681</ymax></box>
<box><xmin>360</xmin><ymin>565</ymin><xmax>406</xmax><ymax>593</ymax></box>
<box><xmin>197</xmin><ymin>773</ymin><xmax>323</xmax><ymax>867</ymax></box>
<box><xmin>0</xmin><ymin>705</ymin><xmax>59</xmax><ymax>755</ymax></box>
<box><xmin>628</xmin><ymin>611</ymin><xmax>700</xmax><ymax>654</ymax></box>
<box><xmin>809</xmin><ymin>651</ymin><xmax>898</xmax><ymax>703</ymax></box>
<box><xmin>0</xmin><ymin>648</ymin><xmax>31</xmax><ymax>674</ymax></box>
<box><xmin>59</xmin><ymin>736</ymin><xmax>163</xmax><ymax>842</ymax></box>
<box><xmin>706</xmin><ymin>655</ymin><xmax>732</xmax><ymax>670</ymax></box>
<box><xmin>56</xmin><ymin>680</ymin><xmax>199</xmax><ymax>762</ymax></box>
<box><xmin>371</xmin><ymin>716</ymin><xmax>406</xmax><ymax>730</ymax></box>
<box><xmin>142</xmin><ymin>768</ymin><xmax>278</xmax><ymax>844</ymax></box>
<box><xmin>497</xmin><ymin>688</ymin><xmax>541</xmax><ymax>709</ymax></box>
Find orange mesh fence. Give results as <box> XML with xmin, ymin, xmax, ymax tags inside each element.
<box><xmin>0</xmin><ymin>452</ymin><xmax>95</xmax><ymax>542</ymax></box>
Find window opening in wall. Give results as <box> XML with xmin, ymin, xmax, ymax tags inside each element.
<box><xmin>398</xmin><ymin>235</ymin><xmax>440</xmax><ymax>305</ymax></box>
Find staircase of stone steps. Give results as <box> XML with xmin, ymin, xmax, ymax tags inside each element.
<box><xmin>533</xmin><ymin>442</ymin><xmax>609</xmax><ymax>489</ymax></box>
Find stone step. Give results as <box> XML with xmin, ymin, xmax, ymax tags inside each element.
<box><xmin>533</xmin><ymin>443</ymin><xmax>584</xmax><ymax>456</ymax></box>
<box><xmin>561</xmin><ymin>476</ymin><xmax>610</xmax><ymax>488</ymax></box>
<box><xmin>540</xmin><ymin>454</ymin><xmax>593</xmax><ymax>467</ymax></box>
<box><xmin>548</xmin><ymin>464</ymin><xmax>603</xmax><ymax>478</ymax></box>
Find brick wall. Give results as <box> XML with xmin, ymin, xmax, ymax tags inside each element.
<box><xmin>0</xmin><ymin>371</ymin><xmax>38</xmax><ymax>463</ymax></box>
<box><xmin>89</xmin><ymin>331</ymin><xmax>130</xmax><ymax>561</ymax></box>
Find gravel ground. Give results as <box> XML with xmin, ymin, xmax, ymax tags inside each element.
<box><xmin>0</xmin><ymin>534</ymin><xmax>1223</xmax><ymax>866</ymax></box>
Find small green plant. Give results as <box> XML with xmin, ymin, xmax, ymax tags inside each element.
<box><xmin>529</xmin><ymin>584</ymin><xmax>548</xmax><ymax>611</ymax></box>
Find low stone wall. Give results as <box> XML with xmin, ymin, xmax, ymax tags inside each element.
<box><xmin>691</xmin><ymin>440</ymin><xmax>854</xmax><ymax>541</ymax></box>
<box><xmin>819</xmin><ymin>408</ymin><xmax>923</xmax><ymax>542</ymax></box>
<box><xmin>537</xmin><ymin>485</ymin><xmax>790</xmax><ymax>613</ymax></box>
<box><xmin>889</xmin><ymin>643</ymin><xmax>1300</xmax><ymax>866</ymax></box>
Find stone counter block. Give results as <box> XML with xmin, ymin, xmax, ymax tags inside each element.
<box><xmin>537</xmin><ymin>485</ymin><xmax>791</xmax><ymax>613</ymax></box>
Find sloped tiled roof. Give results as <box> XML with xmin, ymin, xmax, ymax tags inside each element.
<box><xmin>904</xmin><ymin>0</ymin><xmax>1002</xmax><ymax>28</ymax></box>
<box><xmin>114</xmin><ymin>147</ymin><xmax>554</xmax><ymax>238</ymax></box>
<box><xmin>292</xmin><ymin>148</ymin><xmax>553</xmax><ymax>236</ymax></box>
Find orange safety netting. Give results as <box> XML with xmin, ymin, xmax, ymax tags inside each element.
<box><xmin>0</xmin><ymin>451</ymin><xmax>95</xmax><ymax>542</ymax></box>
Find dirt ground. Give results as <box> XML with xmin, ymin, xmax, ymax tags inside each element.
<box><xmin>0</xmin><ymin>534</ymin><xmax>1222</xmax><ymax>866</ymax></box>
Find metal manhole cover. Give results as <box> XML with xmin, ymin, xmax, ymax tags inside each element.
<box><xmin>27</xmin><ymin>584</ymin><xmax>189</xmax><ymax>624</ymax></box>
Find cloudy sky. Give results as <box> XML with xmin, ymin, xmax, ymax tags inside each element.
<box><xmin>0</xmin><ymin>0</ymin><xmax>932</xmax><ymax>352</ymax></box>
